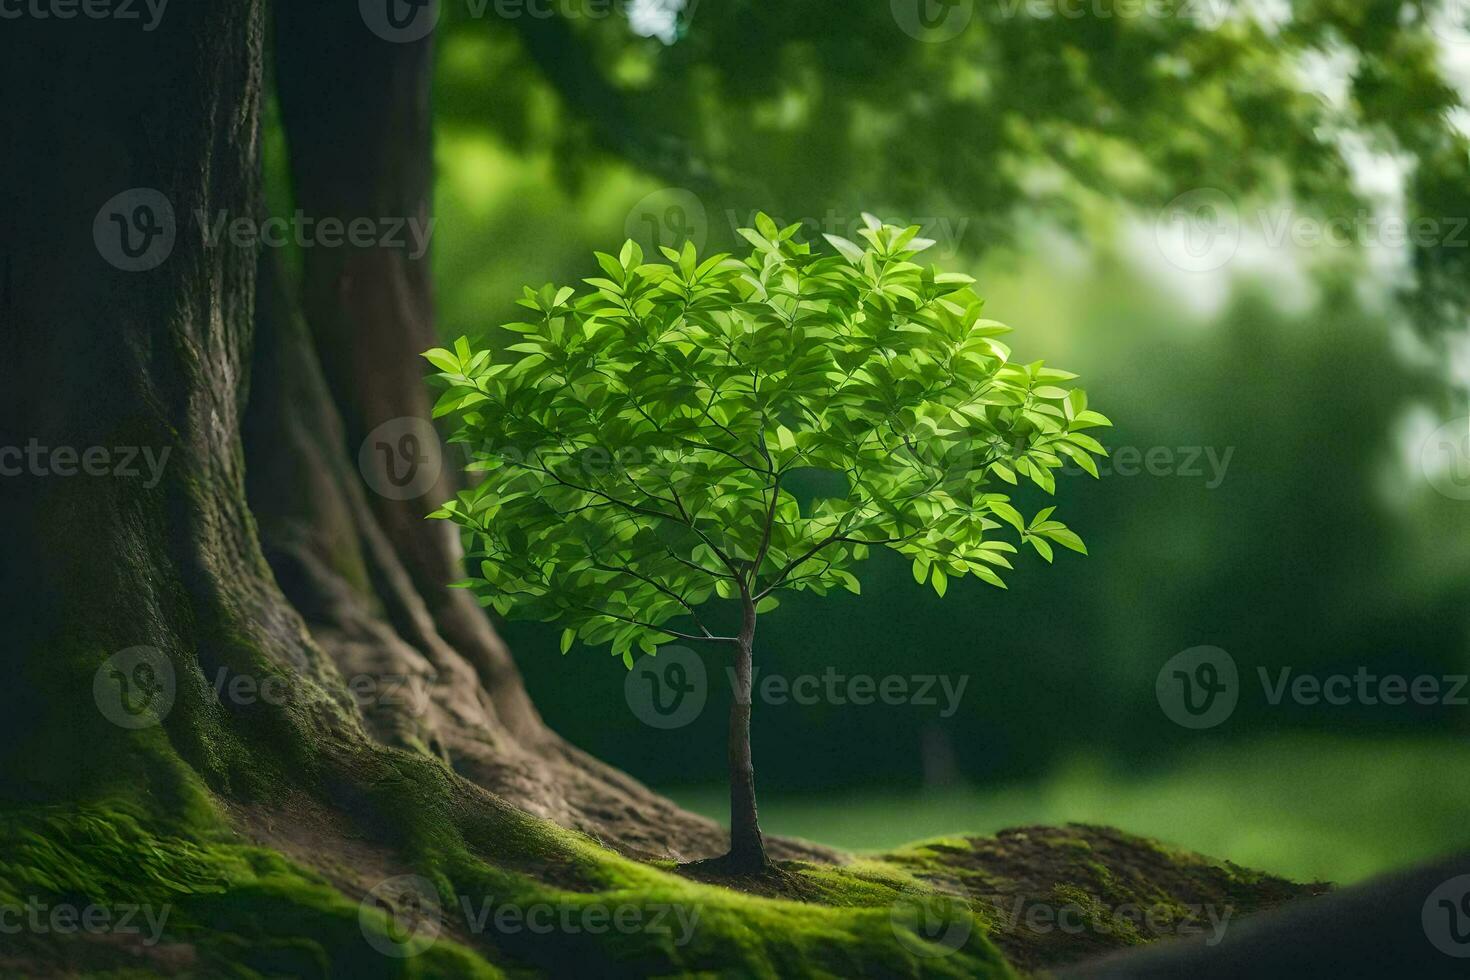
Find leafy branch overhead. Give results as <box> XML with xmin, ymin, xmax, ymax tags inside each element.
<box><xmin>426</xmin><ymin>214</ymin><xmax>1111</xmax><ymax>666</ymax></box>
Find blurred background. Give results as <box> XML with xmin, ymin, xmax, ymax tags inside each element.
<box><xmin>273</xmin><ymin>1</ymin><xmax>1470</xmax><ymax>885</ymax></box>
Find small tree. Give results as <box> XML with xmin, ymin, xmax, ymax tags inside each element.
<box><xmin>427</xmin><ymin>214</ymin><xmax>1110</xmax><ymax>872</ymax></box>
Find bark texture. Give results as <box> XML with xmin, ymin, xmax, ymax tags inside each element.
<box><xmin>0</xmin><ymin>0</ymin><xmax>834</xmax><ymax>867</ymax></box>
<box><xmin>724</xmin><ymin>608</ymin><xmax>768</xmax><ymax>871</ymax></box>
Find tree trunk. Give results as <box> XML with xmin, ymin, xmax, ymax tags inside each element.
<box><xmin>725</xmin><ymin>604</ymin><xmax>769</xmax><ymax>872</ymax></box>
<box><xmin>0</xmin><ymin>0</ymin><xmax>829</xmax><ymax>869</ymax></box>
<box><xmin>0</xmin><ymin>0</ymin><xmax>346</xmax><ymax>805</ymax></box>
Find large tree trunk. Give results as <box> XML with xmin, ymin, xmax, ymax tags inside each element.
<box><xmin>0</xmin><ymin>0</ymin><xmax>329</xmax><ymax>809</ymax></box>
<box><xmin>0</xmin><ymin>0</ymin><xmax>824</xmax><ymax>867</ymax></box>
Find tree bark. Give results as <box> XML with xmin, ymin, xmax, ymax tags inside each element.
<box><xmin>725</xmin><ymin>601</ymin><xmax>769</xmax><ymax>871</ymax></box>
<box><xmin>0</xmin><ymin>0</ymin><xmax>346</xmax><ymax>805</ymax></box>
<box><xmin>0</xmin><ymin>0</ymin><xmax>830</xmax><ymax>872</ymax></box>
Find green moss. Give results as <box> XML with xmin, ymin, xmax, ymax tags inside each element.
<box><xmin>0</xmin><ymin>785</ymin><xmax>1022</xmax><ymax>979</ymax></box>
<box><xmin>0</xmin><ymin>801</ymin><xmax>501</xmax><ymax>978</ymax></box>
<box><xmin>0</xmin><ymin>739</ymin><xmax>1319</xmax><ymax>979</ymax></box>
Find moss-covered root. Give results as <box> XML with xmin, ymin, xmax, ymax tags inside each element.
<box><xmin>0</xmin><ymin>801</ymin><xmax>1011</xmax><ymax>979</ymax></box>
<box><xmin>0</xmin><ymin>803</ymin><xmax>1322</xmax><ymax>979</ymax></box>
<box><xmin>866</xmin><ymin>824</ymin><xmax>1330</xmax><ymax>973</ymax></box>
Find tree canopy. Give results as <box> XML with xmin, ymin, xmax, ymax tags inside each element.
<box><xmin>428</xmin><ymin>214</ymin><xmax>1109</xmax><ymax>664</ymax></box>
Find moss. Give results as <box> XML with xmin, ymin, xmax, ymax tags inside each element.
<box><xmin>0</xmin><ymin>749</ymin><xmax>1321</xmax><ymax>978</ymax></box>
<box><xmin>0</xmin><ymin>802</ymin><xmax>501</xmax><ymax>978</ymax></box>
<box><xmin>0</xmin><ymin>781</ymin><xmax>1020</xmax><ymax>978</ymax></box>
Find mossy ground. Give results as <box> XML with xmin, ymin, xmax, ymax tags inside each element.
<box><xmin>0</xmin><ymin>767</ymin><xmax>1325</xmax><ymax>978</ymax></box>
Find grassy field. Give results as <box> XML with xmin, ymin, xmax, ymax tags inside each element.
<box><xmin>665</xmin><ymin>735</ymin><xmax>1470</xmax><ymax>885</ymax></box>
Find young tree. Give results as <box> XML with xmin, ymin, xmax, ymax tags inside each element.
<box><xmin>428</xmin><ymin>214</ymin><xmax>1111</xmax><ymax>872</ymax></box>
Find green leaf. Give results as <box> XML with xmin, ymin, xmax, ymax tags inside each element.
<box><xmin>560</xmin><ymin>628</ymin><xmax>575</xmax><ymax>654</ymax></box>
<box><xmin>1028</xmin><ymin>536</ymin><xmax>1054</xmax><ymax>563</ymax></box>
<box><xmin>823</xmin><ymin>234</ymin><xmax>867</xmax><ymax>264</ymax></box>
<box><xmin>1043</xmin><ymin>528</ymin><xmax>1088</xmax><ymax>555</ymax></box>
<box><xmin>423</xmin><ymin>348</ymin><xmax>460</xmax><ymax>374</ymax></box>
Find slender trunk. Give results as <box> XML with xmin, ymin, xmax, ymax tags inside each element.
<box><xmin>726</xmin><ymin>598</ymin><xmax>768</xmax><ymax>871</ymax></box>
